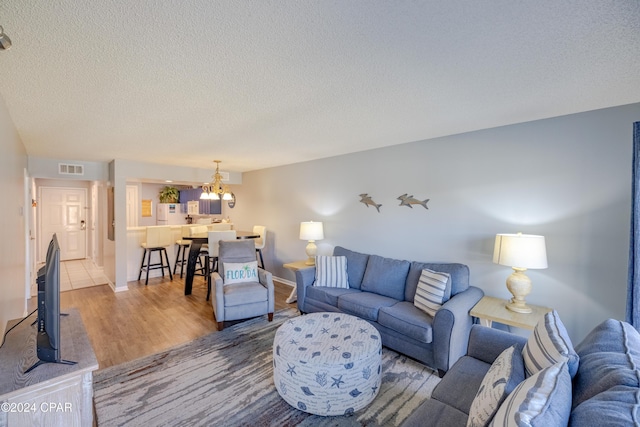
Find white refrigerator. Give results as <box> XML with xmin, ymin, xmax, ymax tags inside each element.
<box><xmin>157</xmin><ymin>203</ymin><xmax>186</xmax><ymax>225</ymax></box>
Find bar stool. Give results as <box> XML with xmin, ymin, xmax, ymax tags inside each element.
<box><xmin>138</xmin><ymin>226</ymin><xmax>173</xmax><ymax>285</ymax></box>
<box><xmin>188</xmin><ymin>225</ymin><xmax>209</xmax><ymax>277</ymax></box>
<box><xmin>173</xmin><ymin>225</ymin><xmax>193</xmax><ymax>278</ymax></box>
<box><xmin>253</xmin><ymin>225</ymin><xmax>267</xmax><ymax>269</ymax></box>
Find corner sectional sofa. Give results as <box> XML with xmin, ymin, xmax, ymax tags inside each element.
<box><xmin>401</xmin><ymin>313</ymin><xmax>640</xmax><ymax>426</ymax></box>
<box><xmin>295</xmin><ymin>246</ymin><xmax>484</xmax><ymax>374</ymax></box>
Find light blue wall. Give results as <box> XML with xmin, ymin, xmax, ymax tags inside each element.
<box><xmin>0</xmin><ymin>94</ymin><xmax>28</xmax><ymax>336</ymax></box>
<box><xmin>227</xmin><ymin>103</ymin><xmax>639</xmax><ymax>343</ymax></box>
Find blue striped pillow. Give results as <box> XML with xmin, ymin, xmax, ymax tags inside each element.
<box><xmin>523</xmin><ymin>310</ymin><xmax>579</xmax><ymax>378</ymax></box>
<box><xmin>414</xmin><ymin>269</ymin><xmax>450</xmax><ymax>317</ymax></box>
<box><xmin>489</xmin><ymin>362</ymin><xmax>571</xmax><ymax>427</ymax></box>
<box><xmin>314</xmin><ymin>256</ymin><xmax>349</xmax><ymax>288</ymax></box>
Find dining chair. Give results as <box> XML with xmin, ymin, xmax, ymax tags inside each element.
<box><xmin>188</xmin><ymin>225</ymin><xmax>209</xmax><ymax>277</ymax></box>
<box><xmin>206</xmin><ymin>230</ymin><xmax>237</xmax><ymax>300</ymax></box>
<box><xmin>138</xmin><ymin>226</ymin><xmax>173</xmax><ymax>285</ymax></box>
<box><xmin>252</xmin><ymin>225</ymin><xmax>267</xmax><ymax>268</ymax></box>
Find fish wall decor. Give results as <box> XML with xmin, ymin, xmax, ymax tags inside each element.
<box><xmin>359</xmin><ymin>193</ymin><xmax>382</xmax><ymax>212</ymax></box>
<box><xmin>397</xmin><ymin>194</ymin><xmax>429</xmax><ymax>210</ymax></box>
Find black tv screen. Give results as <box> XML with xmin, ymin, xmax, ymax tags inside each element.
<box><xmin>26</xmin><ymin>233</ymin><xmax>62</xmax><ymax>372</ymax></box>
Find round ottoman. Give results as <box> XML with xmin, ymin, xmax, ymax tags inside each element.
<box><xmin>273</xmin><ymin>312</ymin><xmax>382</xmax><ymax>416</ymax></box>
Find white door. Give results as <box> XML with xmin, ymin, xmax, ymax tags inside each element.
<box><xmin>40</xmin><ymin>187</ymin><xmax>88</xmax><ymax>261</ymax></box>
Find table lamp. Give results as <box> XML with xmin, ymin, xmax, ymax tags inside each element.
<box><xmin>493</xmin><ymin>232</ymin><xmax>548</xmax><ymax>313</ymax></box>
<box><xmin>300</xmin><ymin>221</ymin><xmax>324</xmax><ymax>265</ymax></box>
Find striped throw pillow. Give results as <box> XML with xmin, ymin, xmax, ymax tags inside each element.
<box><xmin>314</xmin><ymin>256</ymin><xmax>349</xmax><ymax>288</ymax></box>
<box><xmin>522</xmin><ymin>310</ymin><xmax>579</xmax><ymax>378</ymax></box>
<box><xmin>490</xmin><ymin>362</ymin><xmax>572</xmax><ymax>427</ymax></box>
<box><xmin>414</xmin><ymin>269</ymin><xmax>450</xmax><ymax>317</ymax></box>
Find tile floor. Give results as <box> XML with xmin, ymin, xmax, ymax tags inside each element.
<box><xmin>56</xmin><ymin>259</ymin><xmax>111</xmax><ymax>292</ymax></box>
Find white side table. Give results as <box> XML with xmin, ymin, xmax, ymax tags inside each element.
<box><xmin>470</xmin><ymin>296</ymin><xmax>552</xmax><ymax>331</ymax></box>
<box><xmin>283</xmin><ymin>260</ymin><xmax>314</xmax><ymax>303</ymax></box>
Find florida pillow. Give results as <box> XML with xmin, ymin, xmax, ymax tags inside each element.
<box><xmin>223</xmin><ymin>261</ymin><xmax>258</xmax><ymax>284</ymax></box>
<box><xmin>314</xmin><ymin>255</ymin><xmax>349</xmax><ymax>288</ymax></box>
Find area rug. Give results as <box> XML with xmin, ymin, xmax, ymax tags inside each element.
<box><xmin>93</xmin><ymin>308</ymin><xmax>440</xmax><ymax>426</ymax></box>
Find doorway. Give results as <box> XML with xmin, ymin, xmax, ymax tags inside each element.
<box><xmin>39</xmin><ymin>187</ymin><xmax>88</xmax><ymax>262</ymax></box>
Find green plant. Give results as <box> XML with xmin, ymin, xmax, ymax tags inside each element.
<box><xmin>159</xmin><ymin>186</ymin><xmax>180</xmax><ymax>203</ymax></box>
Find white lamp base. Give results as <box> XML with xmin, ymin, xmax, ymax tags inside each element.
<box><xmin>505</xmin><ymin>268</ymin><xmax>532</xmax><ymax>314</ymax></box>
<box><xmin>305</xmin><ymin>240</ymin><xmax>317</xmax><ymax>265</ymax></box>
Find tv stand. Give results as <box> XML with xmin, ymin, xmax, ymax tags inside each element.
<box><xmin>0</xmin><ymin>308</ymin><xmax>98</xmax><ymax>427</ymax></box>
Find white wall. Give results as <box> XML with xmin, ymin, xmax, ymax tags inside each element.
<box><xmin>0</xmin><ymin>94</ymin><xmax>28</xmax><ymax>336</ymax></box>
<box><xmin>227</xmin><ymin>103</ymin><xmax>639</xmax><ymax>343</ymax></box>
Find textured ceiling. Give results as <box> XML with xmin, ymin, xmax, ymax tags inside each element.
<box><xmin>1</xmin><ymin>1</ymin><xmax>639</xmax><ymax>172</ymax></box>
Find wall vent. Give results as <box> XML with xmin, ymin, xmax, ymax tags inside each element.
<box><xmin>58</xmin><ymin>163</ymin><xmax>84</xmax><ymax>176</ymax></box>
<box><xmin>219</xmin><ymin>171</ymin><xmax>230</xmax><ymax>182</ymax></box>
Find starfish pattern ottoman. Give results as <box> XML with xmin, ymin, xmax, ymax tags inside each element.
<box><xmin>273</xmin><ymin>312</ymin><xmax>382</xmax><ymax>416</ymax></box>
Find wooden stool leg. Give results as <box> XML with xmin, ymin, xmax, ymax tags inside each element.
<box><xmin>138</xmin><ymin>248</ymin><xmax>147</xmax><ymax>281</ymax></box>
<box><xmin>163</xmin><ymin>248</ymin><xmax>173</xmax><ymax>280</ymax></box>
<box><xmin>173</xmin><ymin>245</ymin><xmax>181</xmax><ymax>275</ymax></box>
<box><xmin>145</xmin><ymin>249</ymin><xmax>152</xmax><ymax>285</ymax></box>
<box><xmin>179</xmin><ymin>245</ymin><xmax>187</xmax><ymax>278</ymax></box>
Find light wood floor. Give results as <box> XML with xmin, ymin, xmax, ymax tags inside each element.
<box><xmin>28</xmin><ymin>273</ymin><xmax>295</xmax><ymax>370</ymax></box>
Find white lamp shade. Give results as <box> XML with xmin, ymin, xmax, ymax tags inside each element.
<box><xmin>299</xmin><ymin>221</ymin><xmax>324</xmax><ymax>241</ymax></box>
<box><xmin>493</xmin><ymin>233</ymin><xmax>548</xmax><ymax>269</ymax></box>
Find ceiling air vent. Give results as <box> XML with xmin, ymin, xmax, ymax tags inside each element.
<box><xmin>58</xmin><ymin>163</ymin><xmax>84</xmax><ymax>176</ymax></box>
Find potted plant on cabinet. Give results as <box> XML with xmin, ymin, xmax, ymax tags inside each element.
<box><xmin>159</xmin><ymin>186</ymin><xmax>179</xmax><ymax>203</ymax></box>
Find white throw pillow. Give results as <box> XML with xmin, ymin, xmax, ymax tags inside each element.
<box><xmin>223</xmin><ymin>261</ymin><xmax>258</xmax><ymax>284</ymax></box>
<box><xmin>522</xmin><ymin>310</ymin><xmax>579</xmax><ymax>378</ymax></box>
<box><xmin>467</xmin><ymin>345</ymin><xmax>525</xmax><ymax>427</ymax></box>
<box><xmin>314</xmin><ymin>255</ymin><xmax>349</xmax><ymax>288</ymax></box>
<box><xmin>414</xmin><ymin>269</ymin><xmax>450</xmax><ymax>317</ymax></box>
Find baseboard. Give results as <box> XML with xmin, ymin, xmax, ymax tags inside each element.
<box><xmin>274</xmin><ymin>276</ymin><xmax>295</xmax><ymax>288</ymax></box>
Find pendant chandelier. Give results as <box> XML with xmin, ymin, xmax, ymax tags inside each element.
<box><xmin>201</xmin><ymin>160</ymin><xmax>233</xmax><ymax>201</ymax></box>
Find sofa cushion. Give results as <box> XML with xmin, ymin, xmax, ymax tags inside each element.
<box><xmin>523</xmin><ymin>310</ymin><xmax>579</xmax><ymax>378</ymax></box>
<box><xmin>572</xmin><ymin>318</ymin><xmax>640</xmax><ymax>408</ymax></box>
<box><xmin>333</xmin><ymin>246</ymin><xmax>369</xmax><ymax>289</ymax></box>
<box><xmin>414</xmin><ymin>269</ymin><xmax>450</xmax><ymax>317</ymax></box>
<box><xmin>400</xmin><ymin>397</ymin><xmax>469</xmax><ymax>427</ymax></box>
<box><xmin>467</xmin><ymin>345</ymin><xmax>525</xmax><ymax>427</ymax></box>
<box><xmin>569</xmin><ymin>386</ymin><xmax>640</xmax><ymax>427</ymax></box>
<box><xmin>490</xmin><ymin>362</ymin><xmax>571</xmax><ymax>427</ymax></box>
<box><xmin>431</xmin><ymin>356</ymin><xmax>492</xmax><ymax>416</ymax></box>
<box><xmin>223</xmin><ymin>281</ymin><xmax>267</xmax><ymax>306</ymax></box>
<box><xmin>306</xmin><ymin>286</ymin><xmax>361</xmax><ymax>307</ymax></box>
<box><xmin>314</xmin><ymin>255</ymin><xmax>349</xmax><ymax>288</ymax></box>
<box><xmin>378</xmin><ymin>301</ymin><xmax>433</xmax><ymax>344</ymax></box>
<box><xmin>337</xmin><ymin>291</ymin><xmax>398</xmax><ymax>322</ymax></box>
<box><xmin>360</xmin><ymin>255</ymin><xmax>410</xmax><ymax>300</ymax></box>
<box><xmin>405</xmin><ymin>262</ymin><xmax>469</xmax><ymax>302</ymax></box>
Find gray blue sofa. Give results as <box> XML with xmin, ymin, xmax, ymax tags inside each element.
<box><xmin>401</xmin><ymin>313</ymin><xmax>640</xmax><ymax>426</ymax></box>
<box><xmin>295</xmin><ymin>246</ymin><xmax>484</xmax><ymax>375</ymax></box>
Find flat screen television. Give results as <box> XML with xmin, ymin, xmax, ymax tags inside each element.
<box><xmin>25</xmin><ymin>233</ymin><xmax>75</xmax><ymax>373</ymax></box>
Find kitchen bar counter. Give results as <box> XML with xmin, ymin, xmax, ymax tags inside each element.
<box><xmin>125</xmin><ymin>224</ymin><xmax>233</xmax><ymax>282</ymax></box>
